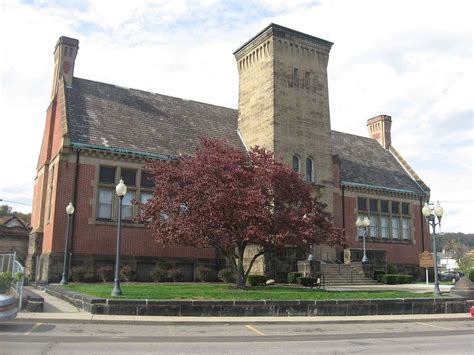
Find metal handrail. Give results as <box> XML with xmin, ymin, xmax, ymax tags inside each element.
<box><xmin>0</xmin><ymin>252</ymin><xmax>24</xmax><ymax>309</ymax></box>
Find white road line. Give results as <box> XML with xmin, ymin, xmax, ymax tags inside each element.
<box><xmin>416</xmin><ymin>322</ymin><xmax>454</xmax><ymax>331</ymax></box>
<box><xmin>24</xmin><ymin>322</ymin><xmax>43</xmax><ymax>336</ymax></box>
<box><xmin>245</xmin><ymin>324</ymin><xmax>265</xmax><ymax>336</ymax></box>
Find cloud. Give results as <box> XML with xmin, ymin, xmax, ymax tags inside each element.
<box><xmin>1</xmin><ymin>0</ymin><xmax>472</xmax><ymax>231</ymax></box>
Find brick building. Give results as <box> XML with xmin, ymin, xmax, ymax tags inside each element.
<box><xmin>28</xmin><ymin>24</ymin><xmax>430</xmax><ymax>282</ymax></box>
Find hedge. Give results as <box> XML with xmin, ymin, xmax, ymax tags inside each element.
<box><xmin>247</xmin><ymin>275</ymin><xmax>268</xmax><ymax>286</ymax></box>
<box><xmin>379</xmin><ymin>274</ymin><xmax>414</xmax><ymax>284</ymax></box>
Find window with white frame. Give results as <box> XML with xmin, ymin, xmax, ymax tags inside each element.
<box><xmin>96</xmin><ymin>166</ymin><xmax>154</xmax><ymax>222</ymax></box>
<box><xmin>357</xmin><ymin>197</ymin><xmax>412</xmax><ymax>241</ymax></box>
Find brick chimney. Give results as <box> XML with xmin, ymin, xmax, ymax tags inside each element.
<box><xmin>367</xmin><ymin>114</ymin><xmax>392</xmax><ymax>149</ymax></box>
<box><xmin>51</xmin><ymin>36</ymin><xmax>79</xmax><ymax>99</ymax></box>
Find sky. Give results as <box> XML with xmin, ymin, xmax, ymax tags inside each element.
<box><xmin>0</xmin><ymin>0</ymin><xmax>472</xmax><ymax>233</ymax></box>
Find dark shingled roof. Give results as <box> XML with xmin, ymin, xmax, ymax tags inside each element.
<box><xmin>331</xmin><ymin>131</ymin><xmax>425</xmax><ymax>195</ymax></box>
<box><xmin>65</xmin><ymin>77</ymin><xmax>425</xmax><ymax>195</ymax></box>
<box><xmin>65</xmin><ymin>78</ymin><xmax>244</xmax><ymax>157</ymax></box>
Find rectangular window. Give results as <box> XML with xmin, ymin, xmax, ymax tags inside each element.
<box><xmin>304</xmin><ymin>71</ymin><xmax>310</xmax><ymax>90</ymax></box>
<box><xmin>381</xmin><ymin>216</ymin><xmax>389</xmax><ymax>239</ymax></box>
<box><xmin>121</xmin><ymin>191</ymin><xmax>134</xmax><ymax>220</ymax></box>
<box><xmin>99</xmin><ymin>166</ymin><xmax>116</xmax><ymax>184</ymax></box>
<box><xmin>358</xmin><ymin>197</ymin><xmax>367</xmax><ymax>211</ymax></box>
<box><xmin>141</xmin><ymin>171</ymin><xmax>153</xmax><ymax>188</ymax></box>
<box><xmin>293</xmin><ymin>68</ymin><xmax>299</xmax><ymax>88</ymax></box>
<box><xmin>140</xmin><ymin>192</ymin><xmax>152</xmax><ymax>203</ymax></box>
<box><xmin>369</xmin><ymin>199</ymin><xmax>378</xmax><ymax>212</ymax></box>
<box><xmin>392</xmin><ymin>217</ymin><xmax>400</xmax><ymax>239</ymax></box>
<box><xmin>402</xmin><ymin>202</ymin><xmax>409</xmax><ymax>215</ymax></box>
<box><xmin>121</xmin><ymin>169</ymin><xmax>137</xmax><ymax>186</ymax></box>
<box><xmin>381</xmin><ymin>200</ymin><xmax>389</xmax><ymax>213</ymax></box>
<box><xmin>369</xmin><ymin>216</ymin><xmax>379</xmax><ymax>238</ymax></box>
<box><xmin>402</xmin><ymin>218</ymin><xmax>410</xmax><ymax>240</ymax></box>
<box><xmin>98</xmin><ymin>188</ymin><xmax>113</xmax><ymax>219</ymax></box>
<box><xmin>391</xmin><ymin>201</ymin><xmax>400</xmax><ymax>214</ymax></box>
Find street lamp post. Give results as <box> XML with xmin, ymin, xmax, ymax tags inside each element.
<box><xmin>112</xmin><ymin>178</ymin><xmax>127</xmax><ymax>296</ymax></box>
<box><xmin>356</xmin><ymin>216</ymin><xmax>370</xmax><ymax>263</ymax></box>
<box><xmin>422</xmin><ymin>201</ymin><xmax>444</xmax><ymax>296</ymax></box>
<box><xmin>60</xmin><ymin>202</ymin><xmax>75</xmax><ymax>285</ymax></box>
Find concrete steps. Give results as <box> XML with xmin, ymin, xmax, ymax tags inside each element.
<box><xmin>320</xmin><ymin>263</ymin><xmax>379</xmax><ymax>286</ymax></box>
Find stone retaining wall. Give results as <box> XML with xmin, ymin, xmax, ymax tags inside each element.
<box><xmin>43</xmin><ymin>285</ymin><xmax>472</xmax><ymax>317</ymax></box>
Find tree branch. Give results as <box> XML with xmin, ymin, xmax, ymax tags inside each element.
<box><xmin>244</xmin><ymin>247</ymin><xmax>267</xmax><ymax>279</ymax></box>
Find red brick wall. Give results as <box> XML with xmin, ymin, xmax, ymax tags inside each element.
<box><xmin>48</xmin><ymin>161</ymin><xmax>216</xmax><ymax>259</ymax></box>
<box><xmin>30</xmin><ymin>174</ymin><xmax>44</xmax><ymax>231</ymax></box>
<box><xmin>333</xmin><ymin>191</ymin><xmax>425</xmax><ymax>265</ymax></box>
<box><xmin>37</xmin><ymin>101</ymin><xmax>56</xmax><ymax>170</ymax></box>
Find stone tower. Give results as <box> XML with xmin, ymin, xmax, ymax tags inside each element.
<box><xmin>234</xmin><ymin>24</ymin><xmax>334</xmax><ymax>210</ymax></box>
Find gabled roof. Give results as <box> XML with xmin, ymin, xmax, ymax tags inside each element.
<box><xmin>0</xmin><ymin>216</ymin><xmax>28</xmax><ymax>229</ymax></box>
<box><xmin>64</xmin><ymin>77</ymin><xmax>426</xmax><ymax>196</ymax></box>
<box><xmin>331</xmin><ymin>131</ymin><xmax>426</xmax><ymax>195</ymax></box>
<box><xmin>65</xmin><ymin>78</ymin><xmax>245</xmax><ymax>158</ymax></box>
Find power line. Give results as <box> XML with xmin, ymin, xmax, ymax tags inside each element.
<box><xmin>0</xmin><ymin>199</ymin><xmax>32</xmax><ymax>206</ymax></box>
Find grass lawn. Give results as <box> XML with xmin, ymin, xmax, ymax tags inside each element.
<box><xmin>63</xmin><ymin>282</ymin><xmax>435</xmax><ymax>300</ymax></box>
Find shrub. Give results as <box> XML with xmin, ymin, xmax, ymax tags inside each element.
<box><xmin>120</xmin><ymin>265</ymin><xmax>137</xmax><ymax>282</ymax></box>
<box><xmin>288</xmin><ymin>272</ymin><xmax>303</xmax><ymax>284</ymax></box>
<box><xmin>398</xmin><ymin>275</ymin><xmax>414</xmax><ymax>284</ymax></box>
<box><xmin>469</xmin><ymin>270</ymin><xmax>474</xmax><ymax>282</ymax></box>
<box><xmin>247</xmin><ymin>275</ymin><xmax>267</xmax><ymax>286</ymax></box>
<box><xmin>0</xmin><ymin>272</ymin><xmax>14</xmax><ymax>293</ymax></box>
<box><xmin>150</xmin><ymin>266</ymin><xmax>168</xmax><ymax>282</ymax></box>
<box><xmin>71</xmin><ymin>266</ymin><xmax>87</xmax><ymax>283</ymax></box>
<box><xmin>387</xmin><ymin>264</ymin><xmax>398</xmax><ymax>274</ymax></box>
<box><xmin>373</xmin><ymin>270</ymin><xmax>385</xmax><ymax>281</ymax></box>
<box><xmin>194</xmin><ymin>266</ymin><xmax>217</xmax><ymax>282</ymax></box>
<box><xmin>168</xmin><ymin>268</ymin><xmax>183</xmax><ymax>282</ymax></box>
<box><xmin>97</xmin><ymin>267</ymin><xmax>114</xmax><ymax>283</ymax></box>
<box><xmin>297</xmin><ymin>277</ymin><xmax>317</xmax><ymax>287</ymax></box>
<box><xmin>380</xmin><ymin>274</ymin><xmax>398</xmax><ymax>284</ymax></box>
<box><xmin>218</xmin><ymin>268</ymin><xmax>236</xmax><ymax>283</ymax></box>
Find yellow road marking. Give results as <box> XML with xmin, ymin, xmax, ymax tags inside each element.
<box><xmin>245</xmin><ymin>324</ymin><xmax>265</xmax><ymax>336</ymax></box>
<box><xmin>416</xmin><ymin>322</ymin><xmax>454</xmax><ymax>331</ymax></box>
<box><xmin>24</xmin><ymin>322</ymin><xmax>43</xmax><ymax>336</ymax></box>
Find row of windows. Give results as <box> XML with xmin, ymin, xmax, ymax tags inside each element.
<box><xmin>97</xmin><ymin>166</ymin><xmax>152</xmax><ymax>221</ymax></box>
<box><xmin>357</xmin><ymin>197</ymin><xmax>411</xmax><ymax>241</ymax></box>
<box><xmin>289</xmin><ymin>68</ymin><xmax>311</xmax><ymax>90</ymax></box>
<box><xmin>292</xmin><ymin>155</ymin><xmax>314</xmax><ymax>182</ymax></box>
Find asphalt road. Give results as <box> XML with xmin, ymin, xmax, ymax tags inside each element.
<box><xmin>0</xmin><ymin>319</ymin><xmax>472</xmax><ymax>354</ymax></box>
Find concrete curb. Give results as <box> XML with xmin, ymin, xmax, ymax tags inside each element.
<box><xmin>14</xmin><ymin>312</ymin><xmax>473</xmax><ymax>325</ymax></box>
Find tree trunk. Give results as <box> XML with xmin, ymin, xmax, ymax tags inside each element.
<box><xmin>236</xmin><ymin>247</ymin><xmax>246</xmax><ymax>289</ymax></box>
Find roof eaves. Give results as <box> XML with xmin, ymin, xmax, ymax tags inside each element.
<box><xmin>70</xmin><ymin>142</ymin><xmax>175</xmax><ymax>160</ymax></box>
<box><xmin>341</xmin><ymin>180</ymin><xmax>427</xmax><ymax>196</ymax></box>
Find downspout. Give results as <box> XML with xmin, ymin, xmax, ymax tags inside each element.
<box><xmin>68</xmin><ymin>148</ymin><xmax>80</xmax><ymax>270</ymax></box>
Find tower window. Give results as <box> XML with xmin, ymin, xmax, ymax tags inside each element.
<box><xmin>293</xmin><ymin>68</ymin><xmax>299</xmax><ymax>88</ymax></box>
<box><xmin>305</xmin><ymin>71</ymin><xmax>310</xmax><ymax>90</ymax></box>
<box><xmin>306</xmin><ymin>158</ymin><xmax>313</xmax><ymax>182</ymax></box>
<box><xmin>292</xmin><ymin>155</ymin><xmax>300</xmax><ymax>172</ymax></box>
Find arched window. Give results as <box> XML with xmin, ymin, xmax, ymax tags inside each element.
<box><xmin>292</xmin><ymin>155</ymin><xmax>300</xmax><ymax>172</ymax></box>
<box><xmin>306</xmin><ymin>158</ymin><xmax>313</xmax><ymax>182</ymax></box>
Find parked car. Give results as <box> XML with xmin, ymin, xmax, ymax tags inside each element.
<box><xmin>438</xmin><ymin>271</ymin><xmax>459</xmax><ymax>282</ymax></box>
<box><xmin>0</xmin><ymin>289</ymin><xmax>19</xmax><ymax>321</ymax></box>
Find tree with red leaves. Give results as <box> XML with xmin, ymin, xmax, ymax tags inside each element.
<box><xmin>139</xmin><ymin>138</ymin><xmax>344</xmax><ymax>289</ymax></box>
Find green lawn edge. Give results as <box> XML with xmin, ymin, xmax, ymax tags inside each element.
<box><xmin>63</xmin><ymin>282</ymin><xmax>438</xmax><ymax>300</ymax></box>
